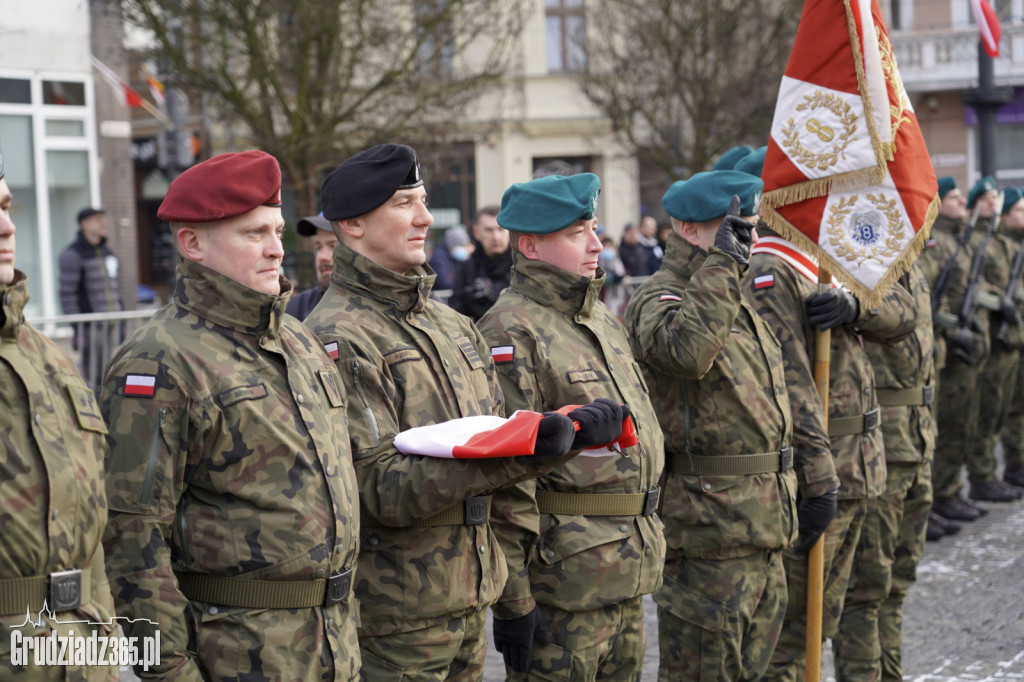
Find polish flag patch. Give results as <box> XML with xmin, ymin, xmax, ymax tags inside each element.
<box><xmin>925</xmin><ymin>239</ymin><xmax>937</xmax><ymax>249</ymax></box>
<box><xmin>324</xmin><ymin>341</ymin><xmax>339</xmax><ymax>360</ymax></box>
<box><xmin>753</xmin><ymin>274</ymin><xmax>775</xmax><ymax>290</ymax></box>
<box><xmin>659</xmin><ymin>294</ymin><xmax>682</xmax><ymax>302</ymax></box>
<box><xmin>125</xmin><ymin>374</ymin><xmax>156</xmax><ymax>397</ymax></box>
<box><xmin>491</xmin><ymin>345</ymin><xmax>514</xmax><ymax>364</ymax></box>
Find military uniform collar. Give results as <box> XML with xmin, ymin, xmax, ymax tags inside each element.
<box><xmin>330</xmin><ymin>240</ymin><xmax>435</xmax><ymax>313</ymax></box>
<box><xmin>0</xmin><ymin>270</ymin><xmax>29</xmax><ymax>338</ymax></box>
<box><xmin>509</xmin><ymin>251</ymin><xmax>605</xmax><ymax>318</ymax></box>
<box><xmin>174</xmin><ymin>257</ymin><xmax>292</xmax><ymax>337</ymax></box>
<box><xmin>660</xmin><ymin>230</ymin><xmax>706</xmax><ymax>281</ymax></box>
<box><xmin>932</xmin><ymin>213</ymin><xmax>964</xmax><ymax>237</ymax></box>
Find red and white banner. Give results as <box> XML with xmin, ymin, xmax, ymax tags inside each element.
<box><xmin>971</xmin><ymin>0</ymin><xmax>1002</xmax><ymax>58</ymax></box>
<box><xmin>394</xmin><ymin>409</ymin><xmax>638</xmax><ymax>459</ymax></box>
<box><xmin>760</xmin><ymin>0</ymin><xmax>938</xmax><ymax>306</ymax></box>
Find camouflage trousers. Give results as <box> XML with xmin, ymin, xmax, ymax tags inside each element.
<box><xmin>507</xmin><ymin>597</ymin><xmax>645</xmax><ymax>681</ymax></box>
<box><xmin>832</xmin><ymin>460</ymin><xmax>932</xmax><ymax>682</ymax></box>
<box><xmin>654</xmin><ymin>550</ymin><xmax>787</xmax><ymax>681</ymax></box>
<box><xmin>764</xmin><ymin>497</ymin><xmax>868</xmax><ymax>682</ymax></box>
<box><xmin>1001</xmin><ymin>362</ymin><xmax>1024</xmax><ymax>471</ymax></box>
<box><xmin>358</xmin><ymin>608</ymin><xmax>487</xmax><ymax>681</ymax></box>
<box><xmin>969</xmin><ymin>346</ymin><xmax>1020</xmax><ymax>484</ymax></box>
<box><xmin>932</xmin><ymin>356</ymin><xmax>984</xmax><ymax>500</ymax></box>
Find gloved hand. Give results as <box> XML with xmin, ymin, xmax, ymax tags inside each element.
<box><xmin>530</xmin><ymin>412</ymin><xmax>576</xmax><ymax>458</ymax></box>
<box><xmin>795</xmin><ymin>489</ymin><xmax>838</xmax><ymax>553</ymax></box>
<box><xmin>567</xmin><ymin>398</ymin><xmax>625</xmax><ymax>450</ymax></box>
<box><xmin>713</xmin><ymin>195</ymin><xmax>755</xmax><ymax>265</ymax></box>
<box><xmin>806</xmin><ymin>288</ymin><xmax>859</xmax><ymax>330</ymax></box>
<box><xmin>493</xmin><ymin>607</ymin><xmax>550</xmax><ymax>674</ymax></box>
<box><xmin>949</xmin><ymin>320</ymin><xmax>980</xmax><ymax>364</ymax></box>
<box><xmin>1001</xmin><ymin>296</ymin><xmax>1022</xmax><ymax>327</ymax></box>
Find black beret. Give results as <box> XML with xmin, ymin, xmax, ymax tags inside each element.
<box><xmin>321</xmin><ymin>144</ymin><xmax>423</xmax><ymax>221</ymax></box>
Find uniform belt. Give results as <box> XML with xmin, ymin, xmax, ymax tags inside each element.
<box><xmin>876</xmin><ymin>385</ymin><xmax>934</xmax><ymax>407</ymax></box>
<box><xmin>535</xmin><ymin>488</ymin><xmax>660</xmax><ymax>516</ymax></box>
<box><xmin>828</xmin><ymin>407</ymin><xmax>881</xmax><ymax>438</ymax></box>
<box><xmin>360</xmin><ymin>495</ymin><xmax>491</xmax><ymax>528</ymax></box>
<box><xmin>176</xmin><ymin>568</ymin><xmax>353</xmax><ymax>609</ymax></box>
<box><xmin>666</xmin><ymin>446</ymin><xmax>793</xmax><ymax>476</ymax></box>
<box><xmin>0</xmin><ymin>567</ymin><xmax>91</xmax><ymax>616</ymax></box>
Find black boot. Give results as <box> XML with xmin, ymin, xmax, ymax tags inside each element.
<box><xmin>970</xmin><ymin>478</ymin><xmax>1022</xmax><ymax>503</ymax></box>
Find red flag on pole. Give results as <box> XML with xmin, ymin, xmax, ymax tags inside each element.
<box><xmin>971</xmin><ymin>0</ymin><xmax>1002</xmax><ymax>58</ymax></box>
<box><xmin>760</xmin><ymin>0</ymin><xmax>939</xmax><ymax>307</ymax></box>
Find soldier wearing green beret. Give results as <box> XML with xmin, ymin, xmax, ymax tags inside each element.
<box><xmin>0</xmin><ymin>141</ymin><xmax>118</xmax><ymax>681</ymax></box>
<box><xmin>624</xmin><ymin>171</ymin><xmax>836</xmax><ymax>680</ymax></box>
<box><xmin>101</xmin><ymin>151</ymin><xmax>363</xmax><ymax>680</ymax></box>
<box><xmin>745</xmin><ymin>219</ymin><xmax>916</xmax><ymax>680</ymax></box>
<box><xmin>999</xmin><ymin>188</ymin><xmax>1024</xmax><ymax>491</ymax></box>
<box><xmin>712</xmin><ymin>144</ymin><xmax>755</xmax><ymax>171</ymax></box>
<box><xmin>306</xmin><ymin>145</ymin><xmax>617</xmax><ymax>678</ymax></box>
<box><xmin>476</xmin><ymin>172</ymin><xmax>664</xmax><ymax>680</ymax></box>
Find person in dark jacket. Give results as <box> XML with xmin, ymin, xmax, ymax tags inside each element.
<box><xmin>286</xmin><ymin>213</ymin><xmax>336</xmax><ymax>320</ymax></box>
<box><xmin>619</xmin><ymin>223</ymin><xmax>655</xmax><ymax>277</ymax></box>
<box><xmin>58</xmin><ymin>206</ymin><xmax>125</xmax><ymax>390</ymax></box>
<box><xmin>449</xmin><ymin>205</ymin><xmax>512</xmax><ymax>320</ymax></box>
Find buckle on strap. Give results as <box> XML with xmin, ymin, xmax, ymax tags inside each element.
<box><xmin>464</xmin><ymin>496</ymin><xmax>489</xmax><ymax>525</ymax></box>
<box><xmin>922</xmin><ymin>385</ymin><xmax>934</xmax><ymax>406</ymax></box>
<box><xmin>779</xmin><ymin>446</ymin><xmax>793</xmax><ymax>471</ymax></box>
<box><xmin>864</xmin><ymin>407</ymin><xmax>880</xmax><ymax>432</ymax></box>
<box><xmin>323</xmin><ymin>568</ymin><xmax>353</xmax><ymax>608</ymax></box>
<box><xmin>643</xmin><ymin>488</ymin><xmax>660</xmax><ymax>516</ymax></box>
<box><xmin>49</xmin><ymin>569</ymin><xmax>82</xmax><ymax>613</ymax></box>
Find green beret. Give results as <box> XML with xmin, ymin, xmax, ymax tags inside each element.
<box><xmin>734</xmin><ymin>146</ymin><xmax>767</xmax><ymax>178</ymax></box>
<box><xmin>967</xmin><ymin>175</ymin><xmax>997</xmax><ymax>209</ymax></box>
<box><xmin>711</xmin><ymin>145</ymin><xmax>754</xmax><ymax>171</ymax></box>
<box><xmin>1002</xmin><ymin>186</ymin><xmax>1022</xmax><ymax>214</ymax></box>
<box><xmin>662</xmin><ymin>171</ymin><xmax>763</xmax><ymax>223</ymax></box>
<box><xmin>497</xmin><ymin>173</ymin><xmax>600</xmax><ymax>234</ymax></box>
<box><xmin>937</xmin><ymin>176</ymin><xmax>956</xmax><ymax>200</ymax></box>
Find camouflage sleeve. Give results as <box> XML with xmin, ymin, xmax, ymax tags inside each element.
<box><xmin>627</xmin><ymin>250</ymin><xmax>744</xmax><ymax>379</ymax></box>
<box><xmin>101</xmin><ymin>356</ymin><xmax>206</xmax><ymax>682</ymax></box>
<box><xmin>746</xmin><ymin>260</ymin><xmax>839</xmax><ymax>498</ymax></box>
<box><xmin>331</xmin><ymin>336</ymin><xmax>544</xmax><ymax>527</ymax></box>
<box><xmin>854</xmin><ymin>275</ymin><xmax>917</xmax><ymax>344</ymax></box>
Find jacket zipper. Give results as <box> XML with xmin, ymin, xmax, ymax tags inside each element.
<box><xmin>138</xmin><ymin>408</ymin><xmax>166</xmax><ymax>506</ymax></box>
<box><xmin>350</xmin><ymin>361</ymin><xmax>380</xmax><ymax>443</ymax></box>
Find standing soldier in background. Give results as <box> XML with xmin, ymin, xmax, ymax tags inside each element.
<box><xmin>286</xmin><ymin>212</ymin><xmax>336</xmax><ymax>320</ymax></box>
<box><xmin>101</xmin><ymin>151</ymin><xmax>363</xmax><ymax>681</ymax></box>
<box><xmin>305</xmin><ymin>144</ymin><xmax>619</xmax><ymax>680</ymax></box>
<box><xmin>0</xmin><ymin>140</ymin><xmax>118</xmax><ymax>681</ymax></box>
<box><xmin>999</xmin><ymin>186</ymin><xmax>1024</xmax><ymax>491</ymax></box>
<box><xmin>624</xmin><ymin>172</ymin><xmax>838</xmax><ymax>680</ymax></box>
<box><xmin>477</xmin><ymin>173</ymin><xmax>664</xmax><ymax>680</ymax></box>
<box><xmin>450</xmin><ymin>205</ymin><xmax>512</xmax><ymax>321</ymax></box>
<box><xmin>746</xmin><ymin>224</ymin><xmax>915</xmax><ymax>681</ymax></box>
<box><xmin>833</xmin><ymin>260</ymin><xmax>936</xmax><ymax>681</ymax></box>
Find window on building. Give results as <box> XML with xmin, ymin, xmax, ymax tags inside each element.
<box><xmin>0</xmin><ymin>78</ymin><xmax>30</xmax><ymax>104</ymax></box>
<box><xmin>423</xmin><ymin>141</ymin><xmax>476</xmax><ymax>226</ymax></box>
<box><xmin>545</xmin><ymin>0</ymin><xmax>586</xmax><ymax>73</ymax></box>
<box><xmin>42</xmin><ymin>80</ymin><xmax>86</xmax><ymax>107</ymax></box>
<box><xmin>416</xmin><ymin>0</ymin><xmax>455</xmax><ymax>78</ymax></box>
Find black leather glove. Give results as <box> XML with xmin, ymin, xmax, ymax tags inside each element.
<box><xmin>530</xmin><ymin>412</ymin><xmax>576</xmax><ymax>458</ymax></box>
<box><xmin>950</xmin><ymin>322</ymin><xmax>979</xmax><ymax>364</ymax></box>
<box><xmin>713</xmin><ymin>195</ymin><xmax>754</xmax><ymax>265</ymax></box>
<box><xmin>567</xmin><ymin>398</ymin><xmax>624</xmax><ymax>450</ymax></box>
<box><xmin>806</xmin><ymin>288</ymin><xmax>859</xmax><ymax>330</ymax></box>
<box><xmin>493</xmin><ymin>607</ymin><xmax>550</xmax><ymax>674</ymax></box>
<box><xmin>1001</xmin><ymin>296</ymin><xmax>1022</xmax><ymax>327</ymax></box>
<box><xmin>795</xmin><ymin>489</ymin><xmax>838</xmax><ymax>553</ymax></box>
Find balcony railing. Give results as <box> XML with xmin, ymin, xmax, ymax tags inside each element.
<box><xmin>892</xmin><ymin>25</ymin><xmax>1024</xmax><ymax>92</ymax></box>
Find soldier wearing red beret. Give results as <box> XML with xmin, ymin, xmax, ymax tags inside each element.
<box><xmin>100</xmin><ymin>151</ymin><xmax>363</xmax><ymax>680</ymax></box>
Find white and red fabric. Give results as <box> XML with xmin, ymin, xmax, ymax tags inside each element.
<box><xmin>760</xmin><ymin>0</ymin><xmax>938</xmax><ymax>306</ymax></box>
<box><xmin>971</xmin><ymin>0</ymin><xmax>1002</xmax><ymax>58</ymax></box>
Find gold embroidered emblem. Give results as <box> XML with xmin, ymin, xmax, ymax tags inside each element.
<box><xmin>781</xmin><ymin>90</ymin><xmax>859</xmax><ymax>171</ymax></box>
<box><xmin>826</xmin><ymin>192</ymin><xmax>905</xmax><ymax>266</ymax></box>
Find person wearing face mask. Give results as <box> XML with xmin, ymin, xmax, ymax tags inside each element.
<box><xmin>286</xmin><ymin>212</ymin><xmax>337</xmax><ymax>321</ymax></box>
<box><xmin>428</xmin><ymin>223</ymin><xmax>473</xmax><ymax>291</ymax></box>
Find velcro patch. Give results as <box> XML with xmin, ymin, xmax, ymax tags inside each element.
<box><xmin>124</xmin><ymin>374</ymin><xmax>156</xmax><ymax>397</ymax></box>
<box><xmin>659</xmin><ymin>294</ymin><xmax>682</xmax><ymax>302</ymax></box>
<box><xmin>324</xmin><ymin>341</ymin><xmax>339</xmax><ymax>359</ymax></box>
<box><xmin>218</xmin><ymin>383</ymin><xmax>268</xmax><ymax>407</ymax></box>
<box><xmin>753</xmin><ymin>274</ymin><xmax>775</xmax><ymax>290</ymax></box>
<box><xmin>567</xmin><ymin>369</ymin><xmax>601</xmax><ymax>384</ymax></box>
<box><xmin>457</xmin><ymin>335</ymin><xmax>485</xmax><ymax>370</ymax></box>
<box><xmin>491</xmin><ymin>345</ymin><xmax>514</xmax><ymax>364</ymax></box>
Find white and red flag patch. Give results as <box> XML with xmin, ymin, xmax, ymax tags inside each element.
<box><xmin>125</xmin><ymin>374</ymin><xmax>156</xmax><ymax>397</ymax></box>
<box><xmin>658</xmin><ymin>294</ymin><xmax>683</xmax><ymax>302</ymax></box>
<box><xmin>324</xmin><ymin>341</ymin><xmax>339</xmax><ymax>360</ymax></box>
<box><xmin>753</xmin><ymin>274</ymin><xmax>776</xmax><ymax>290</ymax></box>
<box><xmin>490</xmin><ymin>345</ymin><xmax>514</xmax><ymax>364</ymax></box>
<box><xmin>760</xmin><ymin>0</ymin><xmax>938</xmax><ymax>307</ymax></box>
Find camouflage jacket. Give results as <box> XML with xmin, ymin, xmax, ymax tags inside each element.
<box><xmin>864</xmin><ymin>262</ymin><xmax>937</xmax><ymax>464</ymax></box>
<box><xmin>986</xmin><ymin>224</ymin><xmax>1024</xmax><ymax>349</ymax></box>
<box><xmin>0</xmin><ymin>272</ymin><xmax>117</xmax><ymax>681</ymax></box>
<box><xmin>102</xmin><ymin>257</ymin><xmax>360</xmax><ymax>681</ymax></box>
<box><xmin>746</xmin><ymin>234</ymin><xmax>916</xmax><ymax>499</ymax></box>
<box><xmin>477</xmin><ymin>254</ymin><xmax>665</xmax><ymax>612</ymax></box>
<box><xmin>623</xmin><ymin>234</ymin><xmax>810</xmax><ymax>560</ymax></box>
<box><xmin>305</xmin><ymin>242</ymin><xmax>567</xmax><ymax>631</ymax></box>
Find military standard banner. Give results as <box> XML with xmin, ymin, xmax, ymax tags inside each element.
<box><xmin>760</xmin><ymin>0</ymin><xmax>939</xmax><ymax>306</ymax></box>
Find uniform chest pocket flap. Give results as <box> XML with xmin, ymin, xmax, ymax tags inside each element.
<box><xmin>537</xmin><ymin>515</ymin><xmax>634</xmax><ymax>565</ymax></box>
<box><xmin>66</xmin><ymin>383</ymin><xmax>108</xmax><ymax>434</ymax></box>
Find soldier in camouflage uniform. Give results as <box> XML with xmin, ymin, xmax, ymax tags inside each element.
<box><xmin>745</xmin><ymin>228</ymin><xmax>915</xmax><ymax>682</ymax></box>
<box><xmin>101</xmin><ymin>151</ymin><xmax>363</xmax><ymax>681</ymax></box>
<box><xmin>999</xmin><ymin>186</ymin><xmax>1024</xmax><ymax>490</ymax></box>
<box><xmin>476</xmin><ymin>173</ymin><xmax>665</xmax><ymax>681</ymax></box>
<box><xmin>0</xmin><ymin>142</ymin><xmax>118</xmax><ymax>681</ymax></box>
<box><xmin>832</xmin><ymin>260</ymin><xmax>936</xmax><ymax>681</ymax></box>
<box><xmin>305</xmin><ymin>145</ymin><xmax>615</xmax><ymax>680</ymax></box>
<box><xmin>623</xmin><ymin>171</ymin><xmax>839</xmax><ymax>681</ymax></box>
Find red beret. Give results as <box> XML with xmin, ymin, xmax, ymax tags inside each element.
<box><xmin>157</xmin><ymin>150</ymin><xmax>282</xmax><ymax>223</ymax></box>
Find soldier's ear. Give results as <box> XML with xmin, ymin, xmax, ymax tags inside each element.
<box><xmin>176</xmin><ymin>226</ymin><xmax>204</xmax><ymax>261</ymax></box>
<box><xmin>678</xmin><ymin>222</ymin><xmax>702</xmax><ymax>247</ymax></box>
<box><xmin>337</xmin><ymin>218</ymin><xmax>364</xmax><ymax>240</ymax></box>
<box><xmin>518</xmin><ymin>233</ymin><xmax>541</xmax><ymax>260</ymax></box>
